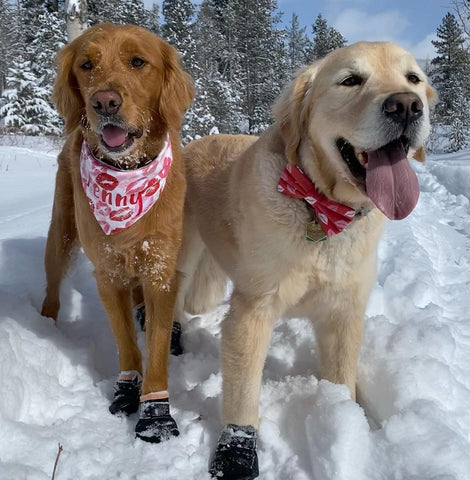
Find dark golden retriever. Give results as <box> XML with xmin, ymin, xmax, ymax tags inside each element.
<box><xmin>175</xmin><ymin>42</ymin><xmax>436</xmax><ymax>478</ymax></box>
<box><xmin>41</xmin><ymin>23</ymin><xmax>193</xmax><ymax>443</ymax></box>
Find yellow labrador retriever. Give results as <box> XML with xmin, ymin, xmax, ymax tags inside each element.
<box><xmin>175</xmin><ymin>42</ymin><xmax>436</xmax><ymax>479</ymax></box>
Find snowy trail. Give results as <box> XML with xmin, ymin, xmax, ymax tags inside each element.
<box><xmin>0</xmin><ymin>139</ymin><xmax>469</xmax><ymax>480</ymax></box>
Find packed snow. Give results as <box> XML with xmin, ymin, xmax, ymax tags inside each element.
<box><xmin>0</xmin><ymin>136</ymin><xmax>469</xmax><ymax>480</ymax></box>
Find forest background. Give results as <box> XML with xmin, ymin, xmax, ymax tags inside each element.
<box><xmin>0</xmin><ymin>0</ymin><xmax>470</xmax><ymax>152</ymax></box>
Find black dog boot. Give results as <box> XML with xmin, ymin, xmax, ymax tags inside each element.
<box><xmin>209</xmin><ymin>424</ymin><xmax>259</xmax><ymax>480</ymax></box>
<box><xmin>109</xmin><ymin>371</ymin><xmax>142</xmax><ymax>415</ymax></box>
<box><xmin>135</xmin><ymin>393</ymin><xmax>180</xmax><ymax>443</ymax></box>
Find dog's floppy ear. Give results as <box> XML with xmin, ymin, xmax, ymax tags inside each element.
<box><xmin>273</xmin><ymin>61</ymin><xmax>323</xmax><ymax>164</ymax></box>
<box><xmin>52</xmin><ymin>42</ymin><xmax>84</xmax><ymax>135</ymax></box>
<box><xmin>158</xmin><ymin>41</ymin><xmax>195</xmax><ymax>130</ymax></box>
<box><xmin>412</xmin><ymin>82</ymin><xmax>437</xmax><ymax>163</ymax></box>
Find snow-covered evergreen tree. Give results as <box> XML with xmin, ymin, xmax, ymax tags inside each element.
<box><xmin>88</xmin><ymin>0</ymin><xmax>148</xmax><ymax>26</ymax></box>
<box><xmin>231</xmin><ymin>0</ymin><xmax>287</xmax><ymax>133</ymax></box>
<box><xmin>162</xmin><ymin>0</ymin><xmax>196</xmax><ymax>72</ymax></box>
<box><xmin>147</xmin><ymin>3</ymin><xmax>161</xmax><ymax>35</ymax></box>
<box><xmin>286</xmin><ymin>13</ymin><xmax>311</xmax><ymax>72</ymax></box>
<box><xmin>431</xmin><ymin>12</ymin><xmax>470</xmax><ymax>119</ymax></box>
<box><xmin>189</xmin><ymin>0</ymin><xmax>245</xmax><ymax>137</ymax></box>
<box><xmin>27</xmin><ymin>10</ymin><xmax>66</xmax><ymax>86</ymax></box>
<box><xmin>308</xmin><ymin>13</ymin><xmax>346</xmax><ymax>61</ymax></box>
<box><xmin>430</xmin><ymin>12</ymin><xmax>470</xmax><ymax>151</ymax></box>
<box><xmin>0</xmin><ymin>0</ymin><xmax>18</xmax><ymax>94</ymax></box>
<box><xmin>0</xmin><ymin>56</ymin><xmax>60</xmax><ymax>135</ymax></box>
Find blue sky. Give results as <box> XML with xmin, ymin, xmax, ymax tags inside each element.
<box><xmin>145</xmin><ymin>0</ymin><xmax>452</xmax><ymax>59</ymax></box>
<box><xmin>278</xmin><ymin>0</ymin><xmax>450</xmax><ymax>59</ymax></box>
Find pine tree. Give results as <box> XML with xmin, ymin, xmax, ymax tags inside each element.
<box><xmin>308</xmin><ymin>13</ymin><xmax>346</xmax><ymax>61</ymax></box>
<box><xmin>27</xmin><ymin>10</ymin><xmax>66</xmax><ymax>87</ymax></box>
<box><xmin>231</xmin><ymin>0</ymin><xmax>287</xmax><ymax>133</ymax></box>
<box><xmin>0</xmin><ymin>56</ymin><xmax>60</xmax><ymax>135</ymax></box>
<box><xmin>88</xmin><ymin>0</ymin><xmax>148</xmax><ymax>26</ymax></box>
<box><xmin>286</xmin><ymin>13</ymin><xmax>311</xmax><ymax>72</ymax></box>
<box><xmin>430</xmin><ymin>12</ymin><xmax>470</xmax><ymax>151</ymax></box>
<box><xmin>431</xmin><ymin>12</ymin><xmax>470</xmax><ymax>119</ymax></box>
<box><xmin>190</xmin><ymin>0</ymin><xmax>245</xmax><ymax>136</ymax></box>
<box><xmin>162</xmin><ymin>0</ymin><xmax>196</xmax><ymax>72</ymax></box>
<box><xmin>147</xmin><ymin>3</ymin><xmax>161</xmax><ymax>35</ymax></box>
<box><xmin>0</xmin><ymin>0</ymin><xmax>18</xmax><ymax>93</ymax></box>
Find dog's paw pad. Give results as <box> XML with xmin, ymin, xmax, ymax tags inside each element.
<box><xmin>135</xmin><ymin>398</ymin><xmax>179</xmax><ymax>443</ymax></box>
<box><xmin>109</xmin><ymin>371</ymin><xmax>142</xmax><ymax>415</ymax></box>
<box><xmin>209</xmin><ymin>424</ymin><xmax>259</xmax><ymax>479</ymax></box>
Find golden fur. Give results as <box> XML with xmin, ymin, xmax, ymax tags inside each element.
<box><xmin>175</xmin><ymin>42</ymin><xmax>436</xmax><ymax>429</ymax></box>
<box><xmin>41</xmin><ymin>24</ymin><xmax>194</xmax><ymax>397</ymax></box>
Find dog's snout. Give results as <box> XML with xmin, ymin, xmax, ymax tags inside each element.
<box><xmin>91</xmin><ymin>90</ymin><xmax>122</xmax><ymax>116</ymax></box>
<box><xmin>383</xmin><ymin>93</ymin><xmax>423</xmax><ymax>124</ymax></box>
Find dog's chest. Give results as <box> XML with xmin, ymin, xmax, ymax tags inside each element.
<box><xmin>277</xmin><ymin>213</ymin><xmax>383</xmax><ymax>309</ymax></box>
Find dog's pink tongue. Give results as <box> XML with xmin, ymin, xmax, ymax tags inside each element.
<box><xmin>101</xmin><ymin>125</ymin><xmax>127</xmax><ymax>148</ymax></box>
<box><xmin>366</xmin><ymin>139</ymin><xmax>420</xmax><ymax>220</ymax></box>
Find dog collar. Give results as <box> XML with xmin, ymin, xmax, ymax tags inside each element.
<box><xmin>278</xmin><ymin>163</ymin><xmax>361</xmax><ymax>242</ymax></box>
<box><xmin>80</xmin><ymin>135</ymin><xmax>172</xmax><ymax>235</ymax></box>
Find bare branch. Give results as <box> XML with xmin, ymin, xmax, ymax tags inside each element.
<box><xmin>51</xmin><ymin>444</ymin><xmax>63</xmax><ymax>480</ymax></box>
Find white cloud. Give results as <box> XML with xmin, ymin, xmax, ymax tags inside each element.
<box><xmin>334</xmin><ymin>8</ymin><xmax>410</xmax><ymax>43</ymax></box>
<box><xmin>407</xmin><ymin>33</ymin><xmax>437</xmax><ymax>61</ymax></box>
<box><xmin>333</xmin><ymin>8</ymin><xmax>436</xmax><ymax>60</ymax></box>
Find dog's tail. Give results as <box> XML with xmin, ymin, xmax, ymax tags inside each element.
<box><xmin>184</xmin><ymin>248</ymin><xmax>227</xmax><ymax>315</ymax></box>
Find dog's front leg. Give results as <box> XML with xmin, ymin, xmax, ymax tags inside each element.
<box><xmin>95</xmin><ymin>273</ymin><xmax>143</xmax><ymax>416</ymax></box>
<box><xmin>210</xmin><ymin>289</ymin><xmax>280</xmax><ymax>480</ymax></box>
<box><xmin>313</xmin><ymin>294</ymin><xmax>368</xmax><ymax>401</ymax></box>
<box><xmin>134</xmin><ymin>276</ymin><xmax>180</xmax><ymax>443</ymax></box>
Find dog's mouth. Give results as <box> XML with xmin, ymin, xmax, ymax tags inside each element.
<box><xmin>336</xmin><ymin>136</ymin><xmax>419</xmax><ymax>220</ymax></box>
<box><xmin>100</xmin><ymin>124</ymin><xmax>143</xmax><ymax>154</ymax></box>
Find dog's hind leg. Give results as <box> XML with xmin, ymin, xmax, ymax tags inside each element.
<box><xmin>172</xmin><ymin>222</ymin><xmax>208</xmax><ymax>355</ymax></box>
<box><xmin>184</xmin><ymin>248</ymin><xmax>227</xmax><ymax>315</ymax></box>
<box><xmin>41</xmin><ymin>160</ymin><xmax>78</xmax><ymax>321</ymax></box>
<box><xmin>210</xmin><ymin>289</ymin><xmax>280</xmax><ymax>480</ymax></box>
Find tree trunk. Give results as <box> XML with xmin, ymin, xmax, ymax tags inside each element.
<box><xmin>65</xmin><ymin>0</ymin><xmax>88</xmax><ymax>42</ymax></box>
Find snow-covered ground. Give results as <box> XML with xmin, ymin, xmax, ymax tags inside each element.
<box><xmin>1</xmin><ymin>136</ymin><xmax>469</xmax><ymax>480</ymax></box>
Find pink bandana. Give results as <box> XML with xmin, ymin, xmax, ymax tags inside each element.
<box><xmin>278</xmin><ymin>163</ymin><xmax>356</xmax><ymax>238</ymax></box>
<box><xmin>80</xmin><ymin>136</ymin><xmax>172</xmax><ymax>235</ymax></box>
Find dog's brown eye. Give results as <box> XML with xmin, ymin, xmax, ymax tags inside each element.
<box><xmin>407</xmin><ymin>74</ymin><xmax>421</xmax><ymax>84</ymax></box>
<box><xmin>340</xmin><ymin>75</ymin><xmax>363</xmax><ymax>87</ymax></box>
<box><xmin>81</xmin><ymin>60</ymin><xmax>93</xmax><ymax>70</ymax></box>
<box><xmin>130</xmin><ymin>57</ymin><xmax>146</xmax><ymax>68</ymax></box>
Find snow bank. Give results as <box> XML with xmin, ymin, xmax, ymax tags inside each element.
<box><xmin>0</xmin><ymin>138</ymin><xmax>469</xmax><ymax>479</ymax></box>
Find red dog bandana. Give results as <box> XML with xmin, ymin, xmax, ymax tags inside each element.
<box><xmin>278</xmin><ymin>163</ymin><xmax>356</xmax><ymax>239</ymax></box>
<box><xmin>80</xmin><ymin>135</ymin><xmax>172</xmax><ymax>235</ymax></box>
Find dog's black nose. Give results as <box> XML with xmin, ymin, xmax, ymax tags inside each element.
<box><xmin>91</xmin><ymin>90</ymin><xmax>122</xmax><ymax>116</ymax></box>
<box><xmin>383</xmin><ymin>93</ymin><xmax>423</xmax><ymax>125</ymax></box>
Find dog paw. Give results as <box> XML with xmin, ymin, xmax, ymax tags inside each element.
<box><xmin>109</xmin><ymin>371</ymin><xmax>142</xmax><ymax>415</ymax></box>
<box><xmin>170</xmin><ymin>321</ymin><xmax>184</xmax><ymax>356</ymax></box>
<box><xmin>209</xmin><ymin>424</ymin><xmax>259</xmax><ymax>479</ymax></box>
<box><xmin>135</xmin><ymin>398</ymin><xmax>179</xmax><ymax>443</ymax></box>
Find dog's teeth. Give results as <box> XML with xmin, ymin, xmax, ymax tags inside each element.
<box><xmin>358</xmin><ymin>152</ymin><xmax>368</xmax><ymax>166</ymax></box>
